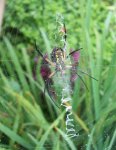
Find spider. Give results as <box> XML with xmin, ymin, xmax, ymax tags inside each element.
<box><xmin>35</xmin><ymin>23</ymin><xmax>97</xmax><ymax>108</ymax></box>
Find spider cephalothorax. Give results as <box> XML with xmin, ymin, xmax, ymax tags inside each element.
<box><xmin>50</xmin><ymin>47</ymin><xmax>66</xmax><ymax>72</ymax></box>
<box><xmin>51</xmin><ymin>47</ymin><xmax>63</xmax><ymax>62</ymax></box>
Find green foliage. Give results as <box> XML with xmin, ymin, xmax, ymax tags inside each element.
<box><xmin>0</xmin><ymin>0</ymin><xmax>116</xmax><ymax>150</ymax></box>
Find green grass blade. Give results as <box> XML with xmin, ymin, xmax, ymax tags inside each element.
<box><xmin>0</xmin><ymin>122</ymin><xmax>32</xmax><ymax>149</ymax></box>
<box><xmin>3</xmin><ymin>37</ymin><xmax>30</xmax><ymax>91</ymax></box>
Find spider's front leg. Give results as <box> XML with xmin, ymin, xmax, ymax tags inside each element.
<box><xmin>48</xmin><ymin>71</ymin><xmax>56</xmax><ymax>78</ymax></box>
<box><xmin>45</xmin><ymin>58</ymin><xmax>55</xmax><ymax>67</ymax></box>
<box><xmin>35</xmin><ymin>40</ymin><xmax>55</xmax><ymax>67</ymax></box>
<box><xmin>66</xmin><ymin>48</ymin><xmax>82</xmax><ymax>58</ymax></box>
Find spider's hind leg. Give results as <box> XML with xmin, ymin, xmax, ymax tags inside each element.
<box><xmin>78</xmin><ymin>69</ymin><xmax>98</xmax><ymax>81</ymax></box>
<box><xmin>77</xmin><ymin>73</ymin><xmax>89</xmax><ymax>91</ymax></box>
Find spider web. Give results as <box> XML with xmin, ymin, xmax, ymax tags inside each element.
<box><xmin>0</xmin><ymin>1</ymin><xmax>116</xmax><ymax>150</ymax></box>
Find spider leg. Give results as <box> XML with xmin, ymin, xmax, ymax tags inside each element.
<box><xmin>35</xmin><ymin>40</ymin><xmax>44</xmax><ymax>58</ymax></box>
<box><xmin>66</xmin><ymin>64</ymin><xmax>96</xmax><ymax>90</ymax></box>
<box><xmin>66</xmin><ymin>63</ymin><xmax>98</xmax><ymax>82</ymax></box>
<box><xmin>48</xmin><ymin>71</ymin><xmax>56</xmax><ymax>78</ymax></box>
<box><xmin>76</xmin><ymin>73</ymin><xmax>89</xmax><ymax>91</ymax></box>
<box><xmin>45</xmin><ymin>58</ymin><xmax>55</xmax><ymax>66</ymax></box>
<box><xmin>35</xmin><ymin>40</ymin><xmax>55</xmax><ymax>67</ymax></box>
<box><xmin>66</xmin><ymin>48</ymin><xmax>82</xmax><ymax>58</ymax></box>
<box><xmin>69</xmin><ymin>48</ymin><xmax>82</xmax><ymax>55</ymax></box>
<box><xmin>66</xmin><ymin>63</ymin><xmax>89</xmax><ymax>90</ymax></box>
<box><xmin>78</xmin><ymin>69</ymin><xmax>98</xmax><ymax>81</ymax></box>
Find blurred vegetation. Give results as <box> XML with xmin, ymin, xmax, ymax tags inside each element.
<box><xmin>0</xmin><ymin>0</ymin><xmax>116</xmax><ymax>150</ymax></box>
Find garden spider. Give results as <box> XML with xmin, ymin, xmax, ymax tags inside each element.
<box><xmin>35</xmin><ymin>24</ymin><xmax>97</xmax><ymax>108</ymax></box>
